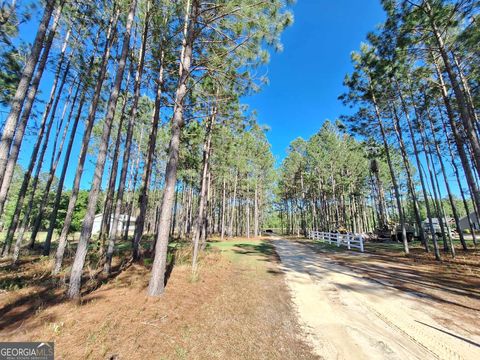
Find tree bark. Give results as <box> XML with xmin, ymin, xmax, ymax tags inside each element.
<box><xmin>228</xmin><ymin>171</ymin><xmax>238</xmax><ymax>237</ymax></box>
<box><xmin>400</xmin><ymin>81</ymin><xmax>441</xmax><ymax>259</ymax></box>
<box><xmin>390</xmin><ymin>102</ymin><xmax>426</xmax><ymax>246</ymax></box>
<box><xmin>192</xmin><ymin>110</ymin><xmax>215</xmax><ymax>273</ymax></box>
<box><xmin>98</xmin><ymin>80</ymin><xmax>130</xmax><ymax>244</ymax></box>
<box><xmin>254</xmin><ymin>181</ymin><xmax>258</xmax><ymax>236</ymax></box>
<box><xmin>427</xmin><ymin>109</ymin><xmax>467</xmax><ymax>251</ymax></box>
<box><xmin>29</xmin><ymin>76</ymin><xmax>80</xmax><ymax>251</ymax></box>
<box><xmin>44</xmin><ymin>67</ymin><xmax>92</xmax><ymax>255</ymax></box>
<box><xmin>220</xmin><ymin>176</ymin><xmax>226</xmax><ymax>240</ymax></box>
<box><xmin>53</xmin><ymin>7</ymin><xmax>119</xmax><ymax>274</ymax></box>
<box><xmin>432</xmin><ymin>57</ymin><xmax>480</xmax><ymax>218</ymax></box>
<box><xmin>148</xmin><ymin>0</ymin><xmax>198</xmax><ymax>296</ymax></box>
<box><xmin>105</xmin><ymin>4</ymin><xmax>149</xmax><ymax>274</ymax></box>
<box><xmin>438</xmin><ymin>107</ymin><xmax>477</xmax><ymax>246</ymax></box>
<box><xmin>0</xmin><ymin>0</ymin><xmax>57</xmax><ymax>186</ymax></box>
<box><xmin>424</xmin><ymin>0</ymin><xmax>480</xmax><ymax>178</ymax></box>
<box><xmin>123</xmin><ymin>125</ymin><xmax>144</xmax><ymax>241</ymax></box>
<box><xmin>6</xmin><ymin>56</ymin><xmax>72</xmax><ymax>260</ymax></box>
<box><xmin>67</xmin><ymin>0</ymin><xmax>137</xmax><ymax>299</ymax></box>
<box><xmin>391</xmin><ymin>79</ymin><xmax>427</xmax><ymax>247</ymax></box>
<box><xmin>132</xmin><ymin>51</ymin><xmax>164</xmax><ymax>260</ymax></box>
<box><xmin>0</xmin><ymin>23</ymin><xmax>68</xmax><ymax>218</ymax></box>
<box><xmin>23</xmin><ymin>59</ymin><xmax>73</xmax><ymax>250</ymax></box>
<box><xmin>370</xmin><ymin>89</ymin><xmax>409</xmax><ymax>255</ymax></box>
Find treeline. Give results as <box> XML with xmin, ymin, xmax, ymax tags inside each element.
<box><xmin>278</xmin><ymin>0</ymin><xmax>479</xmax><ymax>260</ymax></box>
<box><xmin>277</xmin><ymin>121</ymin><xmax>402</xmax><ymax>236</ymax></box>
<box><xmin>0</xmin><ymin>0</ymin><xmax>290</xmax><ymax>298</ymax></box>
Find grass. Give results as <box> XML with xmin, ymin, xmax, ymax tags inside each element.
<box><xmin>209</xmin><ymin>239</ymin><xmax>263</xmax><ymax>259</ymax></box>
<box><xmin>208</xmin><ymin>238</ymin><xmax>279</xmax><ymax>273</ymax></box>
<box><xmin>0</xmin><ymin>236</ymin><xmax>318</xmax><ymax>360</ymax></box>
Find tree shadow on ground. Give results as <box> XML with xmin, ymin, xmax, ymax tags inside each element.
<box><xmin>415</xmin><ymin>321</ymin><xmax>480</xmax><ymax>348</ymax></box>
<box><xmin>294</xmin><ymin>240</ymin><xmax>480</xmax><ymax>312</ymax></box>
<box><xmin>231</xmin><ymin>241</ymin><xmax>285</xmax><ymax>276</ymax></box>
<box><xmin>234</xmin><ymin>242</ymin><xmax>277</xmax><ymax>257</ymax></box>
<box><xmin>0</xmin><ymin>259</ymin><xmax>134</xmax><ymax>332</ymax></box>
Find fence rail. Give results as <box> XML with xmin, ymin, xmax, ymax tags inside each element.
<box><xmin>307</xmin><ymin>230</ymin><xmax>364</xmax><ymax>252</ymax></box>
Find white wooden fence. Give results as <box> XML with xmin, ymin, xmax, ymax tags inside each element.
<box><xmin>307</xmin><ymin>230</ymin><xmax>364</xmax><ymax>252</ymax></box>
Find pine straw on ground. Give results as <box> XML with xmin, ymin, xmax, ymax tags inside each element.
<box><xmin>0</xmin><ymin>240</ymin><xmax>318</xmax><ymax>360</ymax></box>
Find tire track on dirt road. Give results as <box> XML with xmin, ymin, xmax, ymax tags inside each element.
<box><xmin>273</xmin><ymin>238</ymin><xmax>480</xmax><ymax>360</ymax></box>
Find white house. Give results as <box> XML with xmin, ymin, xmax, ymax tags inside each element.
<box><xmin>92</xmin><ymin>213</ymin><xmax>136</xmax><ymax>235</ymax></box>
<box><xmin>422</xmin><ymin>217</ymin><xmax>454</xmax><ymax>236</ymax></box>
<box><xmin>458</xmin><ymin>212</ymin><xmax>480</xmax><ymax>232</ymax></box>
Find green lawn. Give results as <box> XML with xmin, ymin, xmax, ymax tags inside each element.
<box><xmin>208</xmin><ymin>239</ymin><xmax>276</xmax><ymax>266</ymax></box>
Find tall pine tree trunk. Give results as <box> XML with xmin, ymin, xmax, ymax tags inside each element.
<box><xmin>105</xmin><ymin>4</ymin><xmax>149</xmax><ymax>273</ymax></box>
<box><xmin>132</xmin><ymin>50</ymin><xmax>164</xmax><ymax>260</ymax></box>
<box><xmin>99</xmin><ymin>83</ymin><xmax>130</xmax><ymax>243</ymax></box>
<box><xmin>432</xmin><ymin>57</ymin><xmax>480</xmax><ymax>218</ymax></box>
<box><xmin>228</xmin><ymin>172</ymin><xmax>238</xmax><ymax>237</ymax></box>
<box><xmin>254</xmin><ymin>181</ymin><xmax>258</xmax><ymax>236</ymax></box>
<box><xmin>44</xmin><ymin>61</ymin><xmax>93</xmax><ymax>254</ymax></box>
<box><xmin>29</xmin><ymin>77</ymin><xmax>80</xmax><ymax>250</ymax></box>
<box><xmin>0</xmin><ymin>23</ymin><xmax>68</xmax><ymax>218</ymax></box>
<box><xmin>53</xmin><ymin>7</ymin><xmax>119</xmax><ymax>274</ymax></box>
<box><xmin>23</xmin><ymin>59</ymin><xmax>73</xmax><ymax>250</ymax></box>
<box><xmin>427</xmin><ymin>109</ymin><xmax>467</xmax><ymax>251</ymax></box>
<box><xmin>402</xmin><ymin>82</ymin><xmax>441</xmax><ymax>259</ymax></box>
<box><xmin>370</xmin><ymin>89</ymin><xmax>409</xmax><ymax>255</ymax></box>
<box><xmin>389</xmin><ymin>98</ymin><xmax>426</xmax><ymax>247</ymax></box>
<box><xmin>6</xmin><ymin>57</ymin><xmax>72</xmax><ymax>259</ymax></box>
<box><xmin>439</xmin><ymin>107</ymin><xmax>477</xmax><ymax>246</ymax></box>
<box><xmin>124</xmin><ymin>125</ymin><xmax>144</xmax><ymax>241</ymax></box>
<box><xmin>220</xmin><ymin>176</ymin><xmax>226</xmax><ymax>240</ymax></box>
<box><xmin>418</xmin><ymin>120</ymin><xmax>450</xmax><ymax>254</ymax></box>
<box><xmin>67</xmin><ymin>0</ymin><xmax>137</xmax><ymax>299</ymax></box>
<box><xmin>148</xmin><ymin>0</ymin><xmax>200</xmax><ymax>296</ymax></box>
<box><xmin>425</xmin><ymin>0</ymin><xmax>480</xmax><ymax>177</ymax></box>
<box><xmin>0</xmin><ymin>0</ymin><xmax>57</xmax><ymax>185</ymax></box>
<box><xmin>192</xmin><ymin>110</ymin><xmax>215</xmax><ymax>273</ymax></box>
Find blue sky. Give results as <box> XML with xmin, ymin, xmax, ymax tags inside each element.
<box><xmin>0</xmin><ymin>1</ymin><xmax>466</xmax><ymax>197</ymax></box>
<box><xmin>245</xmin><ymin>0</ymin><xmax>385</xmax><ymax>165</ymax></box>
<box><xmin>3</xmin><ymin>0</ymin><xmax>388</xmax><ymax>190</ymax></box>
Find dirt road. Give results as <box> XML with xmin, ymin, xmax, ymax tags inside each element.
<box><xmin>273</xmin><ymin>239</ymin><xmax>480</xmax><ymax>360</ymax></box>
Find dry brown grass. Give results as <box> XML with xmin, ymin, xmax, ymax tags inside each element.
<box><xmin>0</xmin><ymin>239</ymin><xmax>317</xmax><ymax>360</ymax></box>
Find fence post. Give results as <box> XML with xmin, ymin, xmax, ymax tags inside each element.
<box><xmin>307</xmin><ymin>231</ymin><xmax>365</xmax><ymax>252</ymax></box>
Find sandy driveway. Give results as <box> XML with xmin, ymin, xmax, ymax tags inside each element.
<box><xmin>273</xmin><ymin>239</ymin><xmax>480</xmax><ymax>360</ymax></box>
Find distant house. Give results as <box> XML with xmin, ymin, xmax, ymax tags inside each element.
<box><xmin>92</xmin><ymin>213</ymin><xmax>136</xmax><ymax>235</ymax></box>
<box><xmin>422</xmin><ymin>217</ymin><xmax>454</xmax><ymax>235</ymax></box>
<box><xmin>458</xmin><ymin>212</ymin><xmax>480</xmax><ymax>232</ymax></box>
